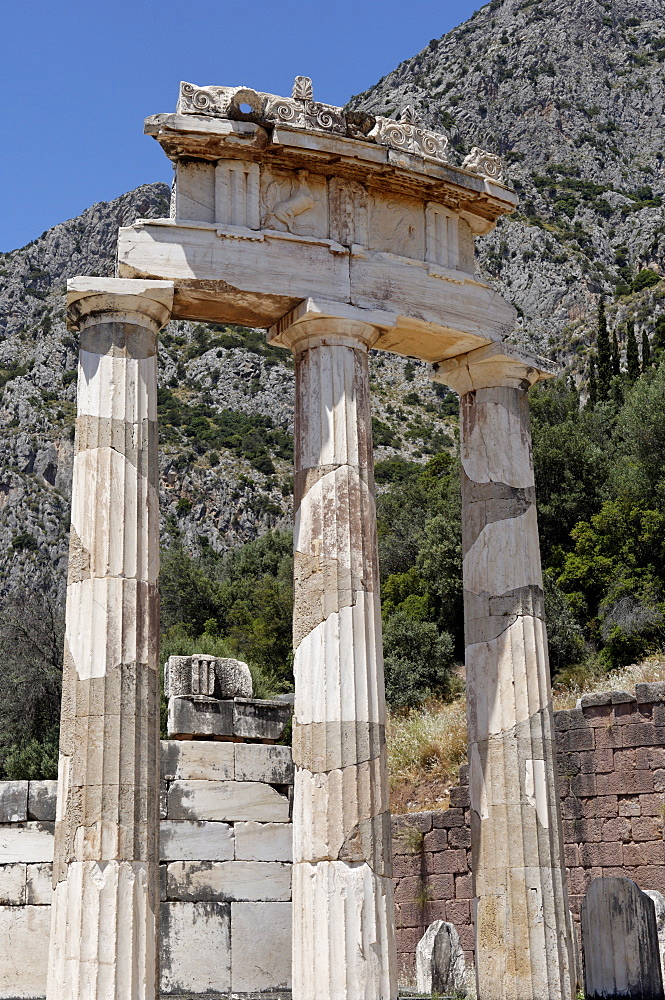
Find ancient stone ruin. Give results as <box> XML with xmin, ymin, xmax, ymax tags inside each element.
<box><xmin>42</xmin><ymin>77</ymin><xmax>577</xmax><ymax>999</ymax></box>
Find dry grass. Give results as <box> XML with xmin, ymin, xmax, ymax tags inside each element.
<box><xmin>387</xmin><ymin>654</ymin><xmax>665</xmax><ymax>814</ymax></box>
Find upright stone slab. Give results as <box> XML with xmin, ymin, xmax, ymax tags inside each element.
<box><xmin>645</xmin><ymin>891</ymin><xmax>665</xmax><ymax>985</ymax></box>
<box><xmin>269</xmin><ymin>305</ymin><xmax>397</xmax><ymax>1000</ymax></box>
<box><xmin>434</xmin><ymin>343</ymin><xmax>576</xmax><ymax>1000</ymax></box>
<box><xmin>415</xmin><ymin>920</ymin><xmax>466</xmax><ymax>996</ymax></box>
<box><xmin>581</xmin><ymin>878</ymin><xmax>664</xmax><ymax>1000</ymax></box>
<box><xmin>47</xmin><ymin>277</ymin><xmax>173</xmax><ymax>1000</ymax></box>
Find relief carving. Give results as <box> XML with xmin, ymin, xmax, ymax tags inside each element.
<box><xmin>369</xmin><ymin>106</ymin><xmax>449</xmax><ymax>162</ymax></box>
<box><xmin>369</xmin><ymin>195</ymin><xmax>425</xmax><ymax>260</ymax></box>
<box><xmin>329</xmin><ymin>178</ymin><xmax>368</xmax><ymax>248</ymax></box>
<box><xmin>262</xmin><ymin>169</ymin><xmax>328</xmax><ymax>238</ymax></box>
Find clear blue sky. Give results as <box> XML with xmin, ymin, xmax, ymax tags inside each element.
<box><xmin>1</xmin><ymin>0</ymin><xmax>481</xmax><ymax>253</ymax></box>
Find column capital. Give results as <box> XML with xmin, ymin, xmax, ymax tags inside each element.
<box><xmin>268</xmin><ymin>297</ymin><xmax>381</xmax><ymax>353</ymax></box>
<box><xmin>66</xmin><ymin>276</ymin><xmax>174</xmax><ymax>332</ymax></box>
<box><xmin>432</xmin><ymin>342</ymin><xmax>557</xmax><ymax>395</ymax></box>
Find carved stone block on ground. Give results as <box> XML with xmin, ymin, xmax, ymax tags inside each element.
<box><xmin>581</xmin><ymin>877</ymin><xmax>664</xmax><ymax>1000</ymax></box>
<box><xmin>415</xmin><ymin>920</ymin><xmax>466</xmax><ymax>995</ymax></box>
<box><xmin>160</xmin><ymin>901</ymin><xmax>231</xmax><ymax>995</ymax></box>
<box><xmin>231</xmin><ymin>901</ymin><xmax>292</xmax><ymax>992</ymax></box>
<box><xmin>167</xmin><ymin>695</ymin><xmax>233</xmax><ymax>737</ymax></box>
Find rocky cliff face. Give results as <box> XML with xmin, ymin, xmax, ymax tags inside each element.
<box><xmin>0</xmin><ymin>186</ymin><xmax>452</xmax><ymax>599</ymax></box>
<box><xmin>349</xmin><ymin>0</ymin><xmax>665</xmax><ymax>361</ymax></box>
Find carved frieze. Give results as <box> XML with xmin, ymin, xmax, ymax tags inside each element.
<box><xmin>261</xmin><ymin>168</ymin><xmax>328</xmax><ymax>238</ymax></box>
<box><xmin>425</xmin><ymin>203</ymin><xmax>458</xmax><ymax>269</ymax></box>
<box><xmin>215</xmin><ymin>160</ymin><xmax>260</xmax><ymax>229</ymax></box>
<box><xmin>369</xmin><ymin>194</ymin><xmax>425</xmax><ymax>260</ymax></box>
<box><xmin>462</xmin><ymin>147</ymin><xmax>505</xmax><ymax>183</ymax></box>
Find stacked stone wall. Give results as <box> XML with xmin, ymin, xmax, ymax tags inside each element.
<box><xmin>391</xmin><ymin>681</ymin><xmax>665</xmax><ymax>978</ymax></box>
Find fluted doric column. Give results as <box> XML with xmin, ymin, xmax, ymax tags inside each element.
<box><xmin>47</xmin><ymin>278</ymin><xmax>173</xmax><ymax>1000</ymax></box>
<box><xmin>269</xmin><ymin>307</ymin><xmax>397</xmax><ymax>1000</ymax></box>
<box><xmin>434</xmin><ymin>344</ymin><xmax>575</xmax><ymax>1000</ymax></box>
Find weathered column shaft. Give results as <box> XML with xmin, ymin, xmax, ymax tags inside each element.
<box><xmin>435</xmin><ymin>347</ymin><xmax>575</xmax><ymax>1000</ymax></box>
<box><xmin>285</xmin><ymin>318</ymin><xmax>397</xmax><ymax>1000</ymax></box>
<box><xmin>47</xmin><ymin>279</ymin><xmax>173</xmax><ymax>1000</ymax></box>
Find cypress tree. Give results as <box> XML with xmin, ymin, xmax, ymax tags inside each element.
<box><xmin>642</xmin><ymin>329</ymin><xmax>651</xmax><ymax>370</ymax></box>
<box><xmin>596</xmin><ymin>298</ymin><xmax>611</xmax><ymax>399</ymax></box>
<box><xmin>611</xmin><ymin>329</ymin><xmax>620</xmax><ymax>377</ymax></box>
<box><xmin>653</xmin><ymin>315</ymin><xmax>665</xmax><ymax>366</ymax></box>
<box><xmin>587</xmin><ymin>353</ymin><xmax>598</xmax><ymax>407</ymax></box>
<box><xmin>626</xmin><ymin>320</ymin><xmax>640</xmax><ymax>382</ymax></box>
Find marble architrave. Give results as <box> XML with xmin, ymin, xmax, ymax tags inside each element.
<box><xmin>434</xmin><ymin>343</ymin><xmax>575</xmax><ymax>1000</ymax></box>
<box><xmin>46</xmin><ymin>278</ymin><xmax>173</xmax><ymax>1000</ymax></box>
<box><xmin>268</xmin><ymin>311</ymin><xmax>397</xmax><ymax>1000</ymax></box>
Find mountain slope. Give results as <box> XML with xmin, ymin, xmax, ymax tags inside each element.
<box><xmin>349</xmin><ymin>0</ymin><xmax>665</xmax><ymax>362</ymax></box>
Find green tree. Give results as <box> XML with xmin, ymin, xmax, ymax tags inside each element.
<box><xmin>625</xmin><ymin>320</ymin><xmax>640</xmax><ymax>383</ymax></box>
<box><xmin>382</xmin><ymin>610</ymin><xmax>455</xmax><ymax>708</ymax></box>
<box><xmin>612</xmin><ymin>361</ymin><xmax>665</xmax><ymax>505</ymax></box>
<box><xmin>596</xmin><ymin>298</ymin><xmax>611</xmax><ymax>400</ymax></box>
<box><xmin>587</xmin><ymin>353</ymin><xmax>598</xmax><ymax>407</ymax></box>
<box><xmin>653</xmin><ymin>315</ymin><xmax>665</xmax><ymax>366</ymax></box>
<box><xmin>642</xmin><ymin>330</ymin><xmax>651</xmax><ymax>369</ymax></box>
<box><xmin>611</xmin><ymin>329</ymin><xmax>620</xmax><ymax>377</ymax></box>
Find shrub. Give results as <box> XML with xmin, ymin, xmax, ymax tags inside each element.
<box><xmin>382</xmin><ymin>610</ymin><xmax>455</xmax><ymax>708</ymax></box>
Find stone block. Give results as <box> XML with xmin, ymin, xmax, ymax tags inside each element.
<box><xmin>231</xmin><ymin>901</ymin><xmax>292</xmax><ymax>992</ymax></box>
<box><xmin>26</xmin><ymin>863</ymin><xmax>52</xmax><ymax>905</ymax></box>
<box><xmin>582</xmin><ymin>796</ymin><xmax>618</xmax><ymax>819</ymax></box>
<box><xmin>448</xmin><ymin>826</ymin><xmax>472</xmax><ymax>850</ymax></box>
<box><xmin>160</xmin><ymin>739</ymin><xmax>234</xmax><ymax>781</ymax></box>
<box><xmin>639</xmin><ymin>794</ymin><xmax>665</xmax><ymax>817</ymax></box>
<box><xmin>455</xmin><ymin>874</ymin><xmax>473</xmax><ymax>899</ymax></box>
<box><xmin>594</xmin><ymin>726</ymin><xmax>624</xmax><ymax>749</ymax></box>
<box><xmin>0</xmin><ymin>905</ymin><xmax>50</xmax><ymax>997</ymax></box>
<box><xmin>393</xmin><ymin>855</ymin><xmax>424</xmax><ymax>878</ymax></box>
<box><xmin>601</xmin><ymin>817</ymin><xmax>632</xmax><ymax>842</ymax></box>
<box><xmin>580</xmin><ymin>842</ymin><xmax>624</xmax><ymax>867</ymax></box>
<box><xmin>166</xmin><ymin>860</ymin><xmax>292</xmax><ymax>902</ymax></box>
<box><xmin>562</xmin><ymin>728</ymin><xmax>594</xmax><ymax>751</ymax></box>
<box><xmin>581</xmin><ymin>878</ymin><xmax>663</xmax><ymax>1000</ymax></box>
<box><xmin>632</xmin><ymin>816</ymin><xmax>663</xmax><ymax>842</ymax></box>
<box><xmin>233</xmin><ymin>697</ymin><xmax>291</xmax><ymax>740</ymax></box>
<box><xmin>597</xmin><ymin>770</ymin><xmax>654</xmax><ymax>795</ymax></box>
<box><xmin>0</xmin><ymin>864</ymin><xmax>26</xmax><ymax>905</ymax></box>
<box><xmin>624</xmin><ymin>842</ymin><xmax>665</xmax><ymax>866</ymax></box>
<box><xmin>619</xmin><ymin>796</ymin><xmax>641</xmax><ymax>817</ymax></box>
<box><xmin>0</xmin><ymin>823</ymin><xmax>54</xmax><ymax>863</ymax></box>
<box><xmin>234</xmin><ymin>821</ymin><xmax>292</xmax><ymax>862</ymax></box>
<box><xmin>160</xmin><ymin>901</ymin><xmax>231</xmax><ymax>995</ymax></box>
<box><xmin>160</xmin><ymin>820</ymin><xmax>234</xmax><ymax>861</ymax></box>
<box><xmin>636</xmin><ymin>682</ymin><xmax>665</xmax><ymax>704</ymax></box>
<box><xmin>580</xmin><ymin>692</ymin><xmax>613</xmax><ymax>709</ymax></box>
<box><xmin>423</xmin><ymin>828</ymin><xmax>448</xmax><ymax>852</ymax></box>
<box><xmin>427</xmin><ymin>874</ymin><xmax>455</xmax><ymax>899</ymax></box>
<box><xmin>416</xmin><ymin>920</ymin><xmax>466</xmax><ymax>995</ymax></box>
<box><xmin>167</xmin><ymin>779</ymin><xmax>290</xmax><ymax>823</ymax></box>
<box><xmin>165</xmin><ymin>654</ymin><xmax>215</xmax><ymax>697</ymax></box>
<box><xmin>394</xmin><ymin>876</ymin><xmax>423</xmax><ymax>904</ymax></box>
<box><xmin>430</xmin><ymin>849</ymin><xmax>468</xmax><ymax>875</ymax></box>
<box><xmin>234</xmin><ymin>743</ymin><xmax>293</xmax><ymax>784</ymax></box>
<box><xmin>215</xmin><ymin>658</ymin><xmax>253</xmax><ymax>699</ymax></box>
<box><xmin>168</xmin><ymin>695</ymin><xmax>233</xmax><ymax>737</ymax></box>
<box><xmin>433</xmin><ymin>809</ymin><xmax>465</xmax><ymax>829</ymax></box>
<box><xmin>449</xmin><ymin>786</ymin><xmax>470</xmax><ymax>808</ymax></box>
<box><xmin>27</xmin><ymin>780</ymin><xmax>57</xmax><ymax>822</ymax></box>
<box><xmin>624</xmin><ymin>724</ymin><xmax>665</xmax><ymax>747</ymax></box>
<box><xmin>555</xmin><ymin>708</ymin><xmax>588</xmax><ymax>730</ymax></box>
<box><xmin>0</xmin><ymin>781</ymin><xmax>28</xmax><ymax>823</ymax></box>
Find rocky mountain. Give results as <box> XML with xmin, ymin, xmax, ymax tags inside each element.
<box><xmin>2</xmin><ymin>0</ymin><xmax>664</xmax><ymax>601</ymax></box>
<box><xmin>349</xmin><ymin>0</ymin><xmax>665</xmax><ymax>363</ymax></box>
<box><xmin>0</xmin><ymin>187</ymin><xmax>454</xmax><ymax>600</ymax></box>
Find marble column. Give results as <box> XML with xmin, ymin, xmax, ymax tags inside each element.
<box><xmin>434</xmin><ymin>344</ymin><xmax>575</xmax><ymax>1000</ymax></box>
<box><xmin>271</xmin><ymin>312</ymin><xmax>397</xmax><ymax>1000</ymax></box>
<box><xmin>47</xmin><ymin>278</ymin><xmax>173</xmax><ymax>1000</ymax></box>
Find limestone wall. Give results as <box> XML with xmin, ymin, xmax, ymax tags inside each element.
<box><xmin>0</xmin><ymin>740</ymin><xmax>293</xmax><ymax>1000</ymax></box>
<box><xmin>392</xmin><ymin>681</ymin><xmax>665</xmax><ymax>978</ymax></box>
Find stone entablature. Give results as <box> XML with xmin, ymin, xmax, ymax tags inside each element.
<box><xmin>117</xmin><ymin>77</ymin><xmax>517</xmax><ymax>358</ymax></box>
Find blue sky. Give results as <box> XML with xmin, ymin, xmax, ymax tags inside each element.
<box><xmin>1</xmin><ymin>0</ymin><xmax>480</xmax><ymax>253</ymax></box>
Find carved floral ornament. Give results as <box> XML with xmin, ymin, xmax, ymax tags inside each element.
<box><xmin>177</xmin><ymin>78</ymin><xmax>504</xmax><ymax>182</ymax></box>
